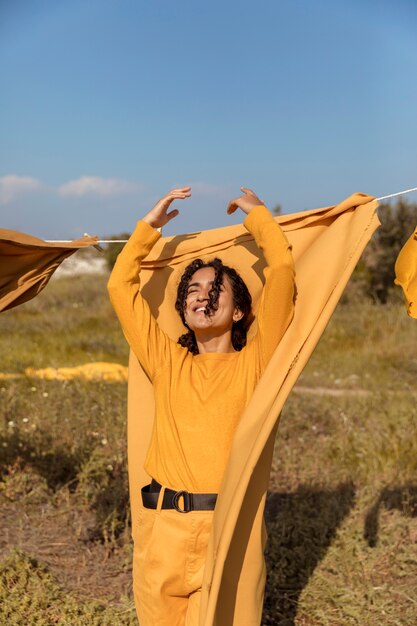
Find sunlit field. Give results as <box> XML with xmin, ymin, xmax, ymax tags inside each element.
<box><xmin>1</xmin><ymin>270</ymin><xmax>416</xmax><ymax>626</ymax></box>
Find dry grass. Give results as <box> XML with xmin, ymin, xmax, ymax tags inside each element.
<box><xmin>1</xmin><ymin>273</ymin><xmax>416</xmax><ymax>625</ymax></box>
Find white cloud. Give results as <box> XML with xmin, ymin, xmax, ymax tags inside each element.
<box><xmin>58</xmin><ymin>176</ymin><xmax>143</xmax><ymax>198</ymax></box>
<box><xmin>0</xmin><ymin>175</ymin><xmax>43</xmax><ymax>205</ymax></box>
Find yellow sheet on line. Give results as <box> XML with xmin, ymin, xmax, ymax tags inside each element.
<box><xmin>395</xmin><ymin>226</ymin><xmax>417</xmax><ymax>319</ymax></box>
<box><xmin>0</xmin><ymin>229</ymin><xmax>98</xmax><ymax>312</ymax></box>
<box><xmin>126</xmin><ymin>193</ymin><xmax>380</xmax><ymax>626</ymax></box>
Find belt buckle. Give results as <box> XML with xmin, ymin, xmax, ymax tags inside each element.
<box><xmin>172</xmin><ymin>490</ymin><xmax>192</xmax><ymax>513</ymax></box>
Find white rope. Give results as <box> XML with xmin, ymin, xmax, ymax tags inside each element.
<box><xmin>376</xmin><ymin>186</ymin><xmax>417</xmax><ymax>201</ymax></box>
<box><xmin>43</xmin><ymin>186</ymin><xmax>417</xmax><ymax>244</ymax></box>
<box><xmin>44</xmin><ymin>239</ymin><xmax>128</xmax><ymax>243</ymax></box>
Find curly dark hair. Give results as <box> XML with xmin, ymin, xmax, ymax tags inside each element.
<box><xmin>175</xmin><ymin>258</ymin><xmax>253</xmax><ymax>355</ymax></box>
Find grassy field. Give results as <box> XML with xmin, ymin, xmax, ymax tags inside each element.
<box><xmin>1</xmin><ymin>271</ymin><xmax>416</xmax><ymax>625</ymax></box>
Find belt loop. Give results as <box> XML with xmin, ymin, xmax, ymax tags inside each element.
<box><xmin>156</xmin><ymin>486</ymin><xmax>165</xmax><ymax>513</ymax></box>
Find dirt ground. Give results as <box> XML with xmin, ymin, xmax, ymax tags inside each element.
<box><xmin>0</xmin><ymin>496</ymin><xmax>133</xmax><ymax>606</ymax></box>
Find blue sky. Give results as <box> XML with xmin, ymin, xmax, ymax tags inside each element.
<box><xmin>1</xmin><ymin>0</ymin><xmax>416</xmax><ymax>238</ymax></box>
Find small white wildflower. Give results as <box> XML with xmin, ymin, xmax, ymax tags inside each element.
<box><xmin>22</xmin><ymin>417</ymin><xmax>29</xmax><ymax>423</ymax></box>
<box><xmin>2</xmin><ymin>442</ymin><xmax>7</xmax><ymax>447</ymax></box>
<box><xmin>42</xmin><ymin>392</ymin><xmax>49</xmax><ymax>398</ymax></box>
<box><xmin>339</xmin><ymin>411</ymin><xmax>348</xmax><ymax>424</ymax></box>
<box><xmin>31</xmin><ymin>387</ymin><xmax>37</xmax><ymax>392</ymax></box>
<box><xmin>107</xmin><ymin>464</ymin><xmax>114</xmax><ymax>471</ymax></box>
<box><xmin>8</xmin><ymin>420</ymin><xmax>15</xmax><ymax>427</ymax></box>
<box><xmin>18</xmin><ymin>442</ymin><xmax>23</xmax><ymax>448</ymax></box>
<box><xmin>101</xmin><ymin>438</ymin><xmax>108</xmax><ymax>446</ymax></box>
<box><xmin>92</xmin><ymin>431</ymin><xmax>99</xmax><ymax>437</ymax></box>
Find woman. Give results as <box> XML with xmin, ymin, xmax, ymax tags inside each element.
<box><xmin>108</xmin><ymin>186</ymin><xmax>295</xmax><ymax>626</ymax></box>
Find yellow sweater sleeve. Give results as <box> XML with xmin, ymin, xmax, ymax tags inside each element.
<box><xmin>107</xmin><ymin>220</ymin><xmax>174</xmax><ymax>380</ymax></box>
<box><xmin>243</xmin><ymin>205</ymin><xmax>295</xmax><ymax>366</ymax></box>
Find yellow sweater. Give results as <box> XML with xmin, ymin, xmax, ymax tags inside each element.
<box><xmin>108</xmin><ymin>205</ymin><xmax>295</xmax><ymax>492</ymax></box>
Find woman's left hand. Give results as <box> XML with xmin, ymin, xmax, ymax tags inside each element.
<box><xmin>227</xmin><ymin>187</ymin><xmax>265</xmax><ymax>215</ymax></box>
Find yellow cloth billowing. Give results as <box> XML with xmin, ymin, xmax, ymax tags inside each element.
<box><xmin>125</xmin><ymin>193</ymin><xmax>380</xmax><ymax>626</ymax></box>
<box><xmin>395</xmin><ymin>226</ymin><xmax>417</xmax><ymax>318</ymax></box>
<box><xmin>0</xmin><ymin>229</ymin><xmax>97</xmax><ymax>312</ymax></box>
<box><xmin>108</xmin><ymin>205</ymin><xmax>295</xmax><ymax>493</ymax></box>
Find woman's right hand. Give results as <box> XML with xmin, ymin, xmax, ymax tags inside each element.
<box><xmin>227</xmin><ymin>187</ymin><xmax>264</xmax><ymax>216</ymax></box>
<box><xmin>142</xmin><ymin>187</ymin><xmax>191</xmax><ymax>228</ymax></box>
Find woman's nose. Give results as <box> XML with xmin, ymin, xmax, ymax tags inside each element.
<box><xmin>197</xmin><ymin>287</ymin><xmax>209</xmax><ymax>300</ymax></box>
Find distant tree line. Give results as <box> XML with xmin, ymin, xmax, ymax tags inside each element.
<box><xmin>103</xmin><ymin>233</ymin><xmax>131</xmax><ymax>272</ymax></box>
<box><xmin>351</xmin><ymin>198</ymin><xmax>417</xmax><ymax>303</ymax></box>
<box><xmin>103</xmin><ymin>199</ymin><xmax>417</xmax><ymax>305</ymax></box>
<box><xmin>275</xmin><ymin>198</ymin><xmax>417</xmax><ymax>304</ymax></box>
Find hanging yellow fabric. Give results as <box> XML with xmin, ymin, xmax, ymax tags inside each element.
<box><xmin>0</xmin><ymin>229</ymin><xmax>98</xmax><ymax>312</ymax></box>
<box><xmin>126</xmin><ymin>192</ymin><xmax>380</xmax><ymax>625</ymax></box>
<box><xmin>395</xmin><ymin>226</ymin><xmax>417</xmax><ymax>318</ymax></box>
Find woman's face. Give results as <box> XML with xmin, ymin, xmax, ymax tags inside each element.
<box><xmin>183</xmin><ymin>266</ymin><xmax>243</xmax><ymax>334</ymax></box>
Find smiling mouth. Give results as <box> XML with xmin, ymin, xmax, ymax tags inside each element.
<box><xmin>195</xmin><ymin>307</ymin><xmax>207</xmax><ymax>313</ymax></box>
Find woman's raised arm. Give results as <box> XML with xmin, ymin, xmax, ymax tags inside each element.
<box><xmin>229</xmin><ymin>188</ymin><xmax>295</xmax><ymax>366</ymax></box>
<box><xmin>107</xmin><ymin>188</ymin><xmax>192</xmax><ymax>379</ymax></box>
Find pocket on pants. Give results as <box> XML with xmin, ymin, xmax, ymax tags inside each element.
<box><xmin>185</xmin><ymin>511</ymin><xmax>213</xmax><ymax>589</ymax></box>
<box><xmin>133</xmin><ymin>506</ymin><xmax>160</xmax><ymax>624</ymax></box>
<box><xmin>136</xmin><ymin>506</ymin><xmax>158</xmax><ymax>561</ymax></box>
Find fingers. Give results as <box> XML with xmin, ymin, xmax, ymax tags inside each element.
<box><xmin>240</xmin><ymin>186</ymin><xmax>263</xmax><ymax>204</ymax></box>
<box><xmin>240</xmin><ymin>187</ymin><xmax>256</xmax><ymax>197</ymax></box>
<box><xmin>162</xmin><ymin>188</ymin><xmax>189</xmax><ymax>222</ymax></box>
<box><xmin>165</xmin><ymin>209</ymin><xmax>179</xmax><ymax>222</ymax></box>
<box><xmin>227</xmin><ymin>199</ymin><xmax>238</xmax><ymax>215</ymax></box>
<box><xmin>161</xmin><ymin>187</ymin><xmax>191</xmax><ymax>209</ymax></box>
<box><xmin>166</xmin><ymin>186</ymin><xmax>191</xmax><ymax>199</ymax></box>
<box><xmin>145</xmin><ymin>187</ymin><xmax>190</xmax><ymax>227</ymax></box>
<box><xmin>227</xmin><ymin>187</ymin><xmax>263</xmax><ymax>216</ymax></box>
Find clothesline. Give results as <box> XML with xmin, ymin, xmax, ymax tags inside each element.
<box><xmin>376</xmin><ymin>185</ymin><xmax>417</xmax><ymax>201</ymax></box>
<box><xmin>44</xmin><ymin>186</ymin><xmax>417</xmax><ymax>244</ymax></box>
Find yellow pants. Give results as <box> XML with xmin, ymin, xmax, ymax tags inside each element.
<box><xmin>133</xmin><ymin>487</ymin><xmax>214</xmax><ymax>626</ymax></box>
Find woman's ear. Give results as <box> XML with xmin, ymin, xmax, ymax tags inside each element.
<box><xmin>233</xmin><ymin>308</ymin><xmax>244</xmax><ymax>322</ymax></box>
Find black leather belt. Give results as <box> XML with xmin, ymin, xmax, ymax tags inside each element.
<box><xmin>141</xmin><ymin>479</ymin><xmax>217</xmax><ymax>513</ymax></box>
